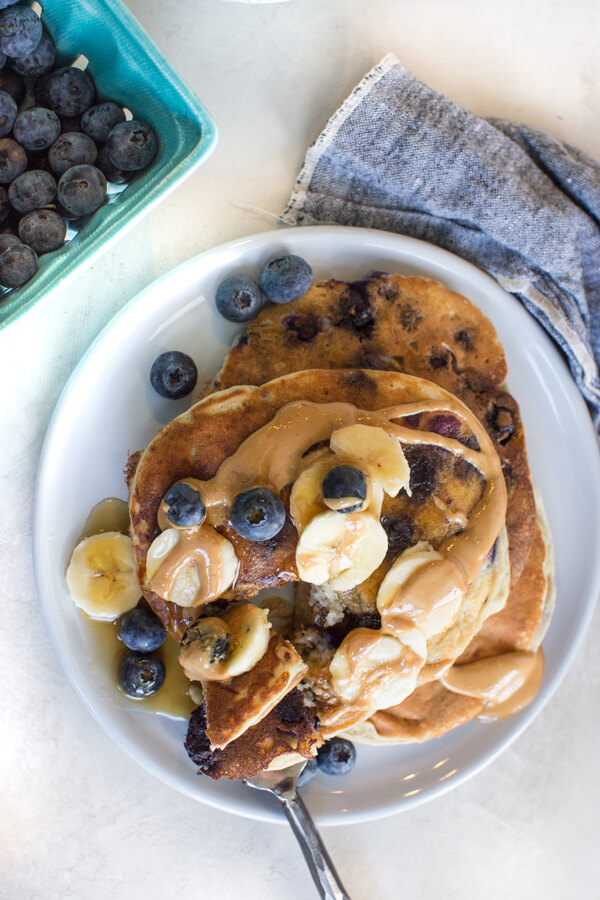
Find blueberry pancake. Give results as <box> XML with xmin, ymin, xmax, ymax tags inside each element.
<box><xmin>214</xmin><ymin>273</ymin><xmax>536</xmax><ymax>587</ymax></box>
<box><xmin>127</xmin><ymin>367</ymin><xmax>537</xmax><ymax>774</ymax></box>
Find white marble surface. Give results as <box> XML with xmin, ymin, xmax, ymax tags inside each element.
<box><xmin>2</xmin><ymin>0</ymin><xmax>599</xmax><ymax>897</ymax></box>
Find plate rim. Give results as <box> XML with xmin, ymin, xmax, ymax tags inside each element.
<box><xmin>33</xmin><ymin>224</ymin><xmax>600</xmax><ymax>825</ymax></box>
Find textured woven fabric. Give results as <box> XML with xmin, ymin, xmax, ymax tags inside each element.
<box><xmin>281</xmin><ymin>54</ymin><xmax>600</xmax><ymax>428</ymax></box>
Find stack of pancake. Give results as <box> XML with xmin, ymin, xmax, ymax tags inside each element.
<box><xmin>127</xmin><ymin>273</ymin><xmax>553</xmax><ymax>778</ymax></box>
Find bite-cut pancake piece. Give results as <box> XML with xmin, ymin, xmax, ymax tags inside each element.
<box><xmin>204</xmin><ymin>632</ymin><xmax>307</xmax><ymax>749</ymax></box>
<box><xmin>185</xmin><ymin>689</ymin><xmax>319</xmax><ymax>781</ymax></box>
<box><xmin>129</xmin><ymin>368</ymin><xmax>504</xmax><ymax>638</ymax></box>
<box><xmin>213</xmin><ymin>273</ymin><xmax>535</xmax><ymax>585</ymax></box>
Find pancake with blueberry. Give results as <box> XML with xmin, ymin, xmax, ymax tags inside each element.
<box><xmin>128</xmin><ymin>368</ymin><xmax>523</xmax><ymax>769</ymax></box>
<box><xmin>342</xmin><ymin>496</ymin><xmax>554</xmax><ymax>745</ymax></box>
<box><xmin>214</xmin><ymin>272</ymin><xmax>537</xmax><ymax>588</ymax></box>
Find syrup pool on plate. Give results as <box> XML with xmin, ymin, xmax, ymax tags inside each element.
<box><xmin>77</xmin><ymin>496</ymin><xmax>196</xmax><ymax>718</ymax></box>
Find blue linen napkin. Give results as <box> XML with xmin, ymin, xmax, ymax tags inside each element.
<box><xmin>281</xmin><ymin>54</ymin><xmax>600</xmax><ymax>429</ymax></box>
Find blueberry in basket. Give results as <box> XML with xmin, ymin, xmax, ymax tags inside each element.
<box><xmin>81</xmin><ymin>101</ymin><xmax>125</xmax><ymax>143</ymax></box>
<box><xmin>0</xmin><ymin>1</ymin><xmax>159</xmax><ymax>295</ymax></box>
<box><xmin>9</xmin><ymin>30</ymin><xmax>55</xmax><ymax>77</ymax></box>
<box><xmin>106</xmin><ymin>119</ymin><xmax>157</xmax><ymax>172</ymax></box>
<box><xmin>46</xmin><ymin>66</ymin><xmax>95</xmax><ymax>117</ymax></box>
<box><xmin>13</xmin><ymin>106</ymin><xmax>60</xmax><ymax>150</ymax></box>
<box><xmin>0</xmin><ymin>239</ymin><xmax>36</xmax><ymax>285</ymax></box>
<box><xmin>0</xmin><ymin>135</ymin><xmax>25</xmax><ymax>182</ymax></box>
<box><xmin>18</xmin><ymin>207</ymin><xmax>65</xmax><ymax>253</ymax></box>
<box><xmin>0</xmin><ymin>6</ymin><xmax>42</xmax><ymax>58</ymax></box>
<box><xmin>48</xmin><ymin>132</ymin><xmax>97</xmax><ymax>176</ymax></box>
<box><xmin>8</xmin><ymin>167</ymin><xmax>54</xmax><ymax>212</ymax></box>
<box><xmin>8</xmin><ymin>168</ymin><xmax>55</xmax><ymax>213</ymax></box>
<box><xmin>57</xmin><ymin>164</ymin><xmax>106</xmax><ymax>216</ymax></box>
<box><xmin>0</xmin><ymin>89</ymin><xmax>17</xmax><ymax>137</ymax></box>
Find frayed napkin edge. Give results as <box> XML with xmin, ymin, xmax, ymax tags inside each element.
<box><xmin>280</xmin><ymin>53</ymin><xmax>401</xmax><ymax>225</ymax></box>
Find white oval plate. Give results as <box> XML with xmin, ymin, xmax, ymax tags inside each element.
<box><xmin>33</xmin><ymin>225</ymin><xmax>600</xmax><ymax>825</ymax></box>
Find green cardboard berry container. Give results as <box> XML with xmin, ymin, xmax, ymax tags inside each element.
<box><xmin>0</xmin><ymin>0</ymin><xmax>218</xmax><ymax>330</ymax></box>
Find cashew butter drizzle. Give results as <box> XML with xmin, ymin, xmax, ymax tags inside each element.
<box><xmin>150</xmin><ymin>526</ymin><xmax>229</xmax><ymax>605</ymax></box>
<box><xmin>318</xmin><ymin>628</ymin><xmax>425</xmax><ymax>738</ymax></box>
<box><xmin>149</xmin><ymin>397</ymin><xmax>513</xmax><ymax>727</ymax></box>
<box><xmin>319</xmin><ymin>398</ymin><xmax>508</xmax><ymax>734</ymax></box>
<box><xmin>366</xmin><ymin>648</ymin><xmax>545</xmax><ymax>738</ymax></box>
<box><xmin>441</xmin><ymin>648</ymin><xmax>544</xmax><ymax>720</ymax></box>
<box><xmin>168</xmin><ymin>399</ymin><xmax>500</xmax><ymax>526</ymax></box>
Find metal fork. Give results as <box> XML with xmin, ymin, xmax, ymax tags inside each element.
<box><xmin>246</xmin><ymin>761</ymin><xmax>352</xmax><ymax>900</ymax></box>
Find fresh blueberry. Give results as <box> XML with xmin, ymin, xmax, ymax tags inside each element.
<box><xmin>57</xmin><ymin>164</ymin><xmax>106</xmax><ymax>216</ymax></box>
<box><xmin>322</xmin><ymin>465</ymin><xmax>368</xmax><ymax>513</ymax></box>
<box><xmin>118</xmin><ymin>608</ymin><xmax>166</xmax><ymax>653</ymax></box>
<box><xmin>81</xmin><ymin>101</ymin><xmax>125</xmax><ymax>143</ymax></box>
<box><xmin>296</xmin><ymin>757</ymin><xmax>318</xmax><ymax>787</ymax></box>
<box><xmin>0</xmin><ymin>239</ymin><xmax>37</xmax><ymax>287</ymax></box>
<box><xmin>150</xmin><ymin>350</ymin><xmax>197</xmax><ymax>399</ymax></box>
<box><xmin>8</xmin><ymin>169</ymin><xmax>56</xmax><ymax>214</ymax></box>
<box><xmin>259</xmin><ymin>254</ymin><xmax>312</xmax><ymax>304</ymax></box>
<box><xmin>316</xmin><ymin>738</ymin><xmax>356</xmax><ymax>776</ymax></box>
<box><xmin>0</xmin><ymin>88</ymin><xmax>15</xmax><ymax>137</ymax></box>
<box><xmin>0</xmin><ymin>136</ymin><xmax>25</xmax><ymax>183</ymax></box>
<box><xmin>95</xmin><ymin>143</ymin><xmax>128</xmax><ymax>184</ymax></box>
<box><xmin>230</xmin><ymin>487</ymin><xmax>286</xmax><ymax>541</ymax></box>
<box><xmin>0</xmin><ymin>7</ymin><xmax>42</xmax><ymax>59</ymax></box>
<box><xmin>215</xmin><ymin>275</ymin><xmax>266</xmax><ymax>323</ymax></box>
<box><xmin>49</xmin><ymin>131</ymin><xmax>98</xmax><ymax>176</ymax></box>
<box><xmin>18</xmin><ymin>208</ymin><xmax>66</xmax><ymax>253</ymax></box>
<box><xmin>106</xmin><ymin>119</ymin><xmax>157</xmax><ymax>171</ymax></box>
<box><xmin>0</xmin><ymin>231</ymin><xmax>19</xmax><ymax>253</ymax></box>
<box><xmin>47</xmin><ymin>66</ymin><xmax>95</xmax><ymax>117</ymax></box>
<box><xmin>0</xmin><ymin>67</ymin><xmax>24</xmax><ymax>104</ymax></box>
<box><xmin>13</xmin><ymin>107</ymin><xmax>60</xmax><ymax>151</ymax></box>
<box><xmin>10</xmin><ymin>31</ymin><xmax>55</xmax><ymax>77</ymax></box>
<box><xmin>119</xmin><ymin>651</ymin><xmax>166</xmax><ymax>698</ymax></box>
<box><xmin>0</xmin><ymin>1</ymin><xmax>19</xmax><ymax>9</ymax></box>
<box><xmin>163</xmin><ymin>481</ymin><xmax>206</xmax><ymax>528</ymax></box>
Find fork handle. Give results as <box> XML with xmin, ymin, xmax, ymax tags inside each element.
<box><xmin>280</xmin><ymin>791</ymin><xmax>352</xmax><ymax>900</ymax></box>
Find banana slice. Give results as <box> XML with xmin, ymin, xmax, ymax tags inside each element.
<box><xmin>146</xmin><ymin>526</ymin><xmax>238</xmax><ymax>607</ymax></box>
<box><xmin>66</xmin><ymin>531</ymin><xmax>141</xmax><ymax>621</ymax></box>
<box><xmin>330</xmin><ymin>424</ymin><xmax>410</xmax><ymax>497</ymax></box>
<box><xmin>330</xmin><ymin>627</ymin><xmax>426</xmax><ymax>709</ymax></box>
<box><xmin>178</xmin><ymin>603</ymin><xmax>271</xmax><ymax>681</ymax></box>
<box><xmin>296</xmin><ymin>509</ymin><xmax>388</xmax><ymax>591</ymax></box>
<box><xmin>290</xmin><ymin>454</ymin><xmax>333</xmax><ymax>534</ymax></box>
<box><xmin>222</xmin><ymin>603</ymin><xmax>271</xmax><ymax>678</ymax></box>
<box><xmin>376</xmin><ymin>541</ymin><xmax>464</xmax><ymax>639</ymax></box>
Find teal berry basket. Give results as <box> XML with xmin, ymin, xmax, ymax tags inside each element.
<box><xmin>0</xmin><ymin>0</ymin><xmax>218</xmax><ymax>331</ymax></box>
